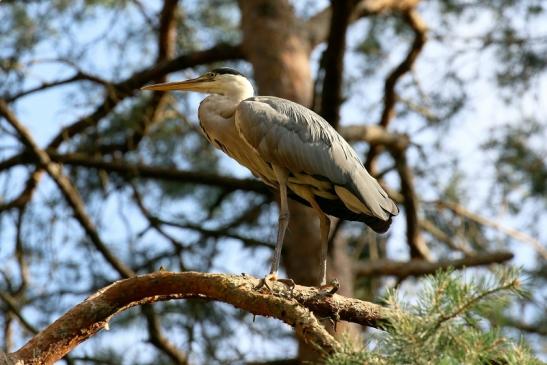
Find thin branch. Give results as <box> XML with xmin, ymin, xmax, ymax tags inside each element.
<box><xmin>101</xmin><ymin>0</ymin><xmax>181</xmax><ymax>157</ymax></box>
<box><xmin>394</xmin><ymin>150</ymin><xmax>431</xmax><ymax>259</ymax></box>
<box><xmin>419</xmin><ymin>218</ymin><xmax>473</xmax><ymax>255</ymax></box>
<box><xmin>305</xmin><ymin>0</ymin><xmax>421</xmax><ymax>47</ymax></box>
<box><xmin>434</xmin><ymin>200</ymin><xmax>547</xmax><ymax>260</ymax></box>
<box><xmin>365</xmin><ymin>8</ymin><xmax>427</xmax><ymax>171</ymax></box>
<box><xmin>0</xmin><ymin>152</ymin><xmax>270</xmax><ymax>210</ymax></box>
<box><xmin>0</xmin><ymin>291</ymin><xmax>38</xmax><ymax>336</ymax></box>
<box><xmin>0</xmin><ymin>170</ymin><xmax>42</xmax><ymax>213</ymax></box>
<box><xmin>6</xmin><ymin>72</ymin><xmax>108</xmax><ymax>102</ymax></box>
<box><xmin>47</xmin><ymin>43</ymin><xmax>244</xmax><ymax>149</ymax></box>
<box><xmin>339</xmin><ymin>124</ymin><xmax>410</xmax><ymax>151</ymax></box>
<box><xmin>142</xmin><ymin>304</ymin><xmax>189</xmax><ymax>365</ymax></box>
<box><xmin>353</xmin><ymin>251</ymin><xmax>514</xmax><ymax>279</ymax></box>
<box><xmin>0</xmin><ymin>100</ymin><xmax>134</xmax><ymax>278</ymax></box>
<box><xmin>433</xmin><ymin>278</ymin><xmax>519</xmax><ymax>331</ymax></box>
<box><xmin>7</xmin><ymin>272</ymin><xmax>358</xmax><ymax>364</ymax></box>
<box><xmin>52</xmin><ymin>152</ymin><xmax>269</xmax><ymax>195</ymax></box>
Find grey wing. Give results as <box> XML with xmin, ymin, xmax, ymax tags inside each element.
<box><xmin>235</xmin><ymin>96</ymin><xmax>398</xmax><ymax>221</ymax></box>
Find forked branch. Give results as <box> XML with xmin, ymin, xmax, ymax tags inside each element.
<box><xmin>3</xmin><ymin>272</ymin><xmax>392</xmax><ymax>364</ymax></box>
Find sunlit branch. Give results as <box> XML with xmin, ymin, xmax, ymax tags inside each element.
<box><xmin>7</xmin><ymin>272</ymin><xmax>352</xmax><ymax>364</ymax></box>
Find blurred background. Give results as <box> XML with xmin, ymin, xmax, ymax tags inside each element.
<box><xmin>0</xmin><ymin>0</ymin><xmax>546</xmax><ymax>363</ymax></box>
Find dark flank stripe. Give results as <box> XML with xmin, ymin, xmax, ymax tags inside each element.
<box><xmin>287</xmin><ymin>192</ymin><xmax>392</xmax><ymax>233</ymax></box>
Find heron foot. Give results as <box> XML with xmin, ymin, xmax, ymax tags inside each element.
<box><xmin>255</xmin><ymin>274</ymin><xmax>295</xmax><ymax>297</ymax></box>
<box><xmin>254</xmin><ymin>273</ymin><xmax>277</xmax><ymax>292</ymax></box>
<box><xmin>318</xmin><ymin>278</ymin><xmax>340</xmax><ymax>296</ymax></box>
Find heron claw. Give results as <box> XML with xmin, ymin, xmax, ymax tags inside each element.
<box><xmin>318</xmin><ymin>278</ymin><xmax>340</xmax><ymax>296</ymax></box>
<box><xmin>254</xmin><ymin>273</ymin><xmax>277</xmax><ymax>292</ymax></box>
<box><xmin>278</xmin><ymin>278</ymin><xmax>296</xmax><ymax>297</ymax></box>
<box><xmin>254</xmin><ymin>274</ymin><xmax>295</xmax><ymax>298</ymax></box>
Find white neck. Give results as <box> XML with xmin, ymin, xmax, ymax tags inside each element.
<box><xmin>220</xmin><ymin>75</ymin><xmax>255</xmax><ymax>102</ymax></box>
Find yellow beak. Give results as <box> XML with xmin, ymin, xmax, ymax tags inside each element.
<box><xmin>141</xmin><ymin>76</ymin><xmax>210</xmax><ymax>91</ymax></box>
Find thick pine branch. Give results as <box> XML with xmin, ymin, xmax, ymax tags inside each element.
<box><xmin>3</xmin><ymin>272</ymin><xmax>381</xmax><ymax>364</ymax></box>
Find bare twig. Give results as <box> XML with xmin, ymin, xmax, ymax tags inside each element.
<box><xmin>365</xmin><ymin>8</ymin><xmax>427</xmax><ymax>171</ymax></box>
<box><xmin>0</xmin><ymin>170</ymin><xmax>42</xmax><ymax>213</ymax></box>
<box><xmin>6</xmin><ymin>72</ymin><xmax>108</xmax><ymax>102</ymax></box>
<box><xmin>354</xmin><ymin>251</ymin><xmax>514</xmax><ymax>279</ymax></box>
<box><xmin>142</xmin><ymin>304</ymin><xmax>189</xmax><ymax>365</ymax></box>
<box><xmin>394</xmin><ymin>150</ymin><xmax>431</xmax><ymax>259</ymax></box>
<box><xmin>435</xmin><ymin>200</ymin><xmax>547</xmax><ymax>260</ymax></box>
<box><xmin>0</xmin><ymin>291</ymin><xmax>38</xmax><ymax>336</ymax></box>
<box><xmin>420</xmin><ymin>218</ymin><xmax>473</xmax><ymax>255</ymax></box>
<box><xmin>52</xmin><ymin>152</ymin><xmax>269</xmax><ymax>195</ymax></box>
<box><xmin>0</xmin><ymin>101</ymin><xmax>134</xmax><ymax>278</ymax></box>
<box><xmin>305</xmin><ymin>0</ymin><xmax>421</xmax><ymax>47</ymax></box>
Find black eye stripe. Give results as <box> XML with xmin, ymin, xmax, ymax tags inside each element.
<box><xmin>210</xmin><ymin>67</ymin><xmax>244</xmax><ymax>76</ymax></box>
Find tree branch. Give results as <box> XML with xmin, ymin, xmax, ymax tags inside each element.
<box><xmin>0</xmin><ymin>101</ymin><xmax>134</xmax><ymax>278</ymax></box>
<box><xmin>305</xmin><ymin>0</ymin><xmax>421</xmax><ymax>47</ymax></box>
<box><xmin>339</xmin><ymin>124</ymin><xmax>410</xmax><ymax>151</ymax></box>
<box><xmin>52</xmin><ymin>152</ymin><xmax>270</xmax><ymax>194</ymax></box>
<box><xmin>434</xmin><ymin>200</ymin><xmax>547</xmax><ymax>260</ymax></box>
<box><xmin>142</xmin><ymin>304</ymin><xmax>189</xmax><ymax>365</ymax></box>
<box><xmin>48</xmin><ymin>43</ymin><xmax>244</xmax><ymax>150</ymax></box>
<box><xmin>365</xmin><ymin>8</ymin><xmax>427</xmax><ymax>171</ymax></box>
<box><xmin>319</xmin><ymin>0</ymin><xmax>356</xmax><ymax>128</ymax></box>
<box><xmin>6</xmin><ymin>272</ymin><xmax>371</xmax><ymax>364</ymax></box>
<box><xmin>354</xmin><ymin>251</ymin><xmax>514</xmax><ymax>279</ymax></box>
<box><xmin>0</xmin><ymin>43</ymin><xmax>244</xmax><ymax>214</ymax></box>
<box><xmin>5</xmin><ymin>72</ymin><xmax>108</xmax><ymax>102</ymax></box>
<box><xmin>394</xmin><ymin>150</ymin><xmax>431</xmax><ymax>259</ymax></box>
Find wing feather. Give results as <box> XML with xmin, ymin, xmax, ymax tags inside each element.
<box><xmin>235</xmin><ymin>96</ymin><xmax>398</xmax><ymax>223</ymax></box>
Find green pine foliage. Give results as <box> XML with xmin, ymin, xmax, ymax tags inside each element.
<box><xmin>326</xmin><ymin>268</ymin><xmax>542</xmax><ymax>365</ymax></box>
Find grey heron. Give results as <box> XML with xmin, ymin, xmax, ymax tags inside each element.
<box><xmin>142</xmin><ymin>68</ymin><xmax>398</xmax><ymax>286</ymax></box>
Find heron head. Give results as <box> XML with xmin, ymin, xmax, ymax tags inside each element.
<box><xmin>141</xmin><ymin>68</ymin><xmax>254</xmax><ymax>99</ymax></box>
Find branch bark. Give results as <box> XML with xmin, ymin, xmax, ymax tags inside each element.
<box><xmin>4</xmin><ymin>272</ymin><xmax>390</xmax><ymax>364</ymax></box>
<box><xmin>339</xmin><ymin>124</ymin><xmax>410</xmax><ymax>151</ymax></box>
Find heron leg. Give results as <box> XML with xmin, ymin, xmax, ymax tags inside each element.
<box><xmin>269</xmin><ymin>165</ymin><xmax>290</xmax><ymax>278</ymax></box>
<box><xmin>298</xmin><ymin>189</ymin><xmax>331</xmax><ymax>286</ymax></box>
<box><xmin>317</xmin><ymin>208</ymin><xmax>331</xmax><ymax>286</ymax></box>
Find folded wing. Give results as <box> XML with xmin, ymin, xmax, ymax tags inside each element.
<box><xmin>235</xmin><ymin>96</ymin><xmax>398</xmax><ymax>233</ymax></box>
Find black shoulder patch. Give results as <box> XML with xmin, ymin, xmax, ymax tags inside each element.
<box><xmin>211</xmin><ymin>67</ymin><xmax>245</xmax><ymax>76</ymax></box>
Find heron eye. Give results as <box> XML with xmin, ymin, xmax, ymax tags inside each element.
<box><xmin>205</xmin><ymin>72</ymin><xmax>215</xmax><ymax>78</ymax></box>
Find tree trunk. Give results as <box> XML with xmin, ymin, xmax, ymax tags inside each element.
<box><xmin>239</xmin><ymin>1</ymin><xmax>361</xmax><ymax>361</ymax></box>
